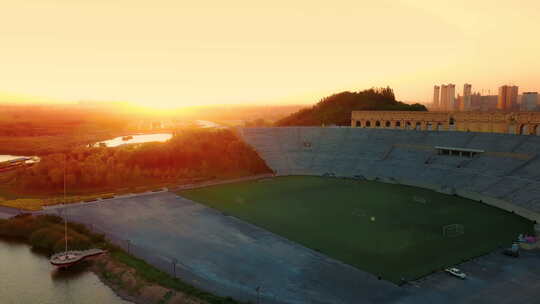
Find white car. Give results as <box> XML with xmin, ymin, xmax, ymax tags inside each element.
<box><xmin>445</xmin><ymin>267</ymin><xmax>466</xmax><ymax>279</ymax></box>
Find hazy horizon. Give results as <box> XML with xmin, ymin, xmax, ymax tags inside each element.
<box><xmin>2</xmin><ymin>0</ymin><xmax>540</xmax><ymax>108</ymax></box>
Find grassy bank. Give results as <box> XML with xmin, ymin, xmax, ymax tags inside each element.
<box><xmin>0</xmin><ymin>214</ymin><xmax>243</xmax><ymax>304</ymax></box>
<box><xmin>0</xmin><ymin>175</ymin><xmax>240</xmax><ymax>211</ymax></box>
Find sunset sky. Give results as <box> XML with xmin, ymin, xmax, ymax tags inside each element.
<box><xmin>1</xmin><ymin>0</ymin><xmax>539</xmax><ymax>108</ymax></box>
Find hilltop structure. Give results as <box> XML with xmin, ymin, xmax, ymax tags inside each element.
<box><xmin>351</xmin><ymin>111</ymin><xmax>540</xmax><ymax>135</ymax></box>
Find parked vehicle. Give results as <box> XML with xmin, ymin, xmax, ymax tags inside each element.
<box><xmin>503</xmin><ymin>243</ymin><xmax>520</xmax><ymax>257</ymax></box>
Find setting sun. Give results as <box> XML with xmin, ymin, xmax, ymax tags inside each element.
<box><xmin>2</xmin><ymin>0</ymin><xmax>540</xmax><ymax>108</ymax></box>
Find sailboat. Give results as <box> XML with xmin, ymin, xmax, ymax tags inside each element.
<box><xmin>49</xmin><ymin>210</ymin><xmax>105</xmax><ymax>268</ymax></box>
<box><xmin>49</xmin><ymin>154</ymin><xmax>105</xmax><ymax>268</ymax></box>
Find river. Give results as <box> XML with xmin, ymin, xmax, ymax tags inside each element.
<box><xmin>196</xmin><ymin>120</ymin><xmax>225</xmax><ymax>129</ymax></box>
<box><xmin>96</xmin><ymin>133</ymin><xmax>173</xmax><ymax>147</ymax></box>
<box><xmin>0</xmin><ymin>155</ymin><xmax>38</xmax><ymax>163</ymax></box>
<box><xmin>0</xmin><ymin>239</ymin><xmax>130</xmax><ymax>304</ymax></box>
<box><xmin>95</xmin><ymin>121</ymin><xmax>224</xmax><ymax>147</ymax></box>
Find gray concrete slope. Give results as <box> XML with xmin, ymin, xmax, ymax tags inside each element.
<box><xmin>49</xmin><ymin>193</ymin><xmax>405</xmax><ymax>304</ymax></box>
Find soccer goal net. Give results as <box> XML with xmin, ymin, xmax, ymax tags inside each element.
<box><xmin>413</xmin><ymin>196</ymin><xmax>427</xmax><ymax>204</ymax></box>
<box><xmin>442</xmin><ymin>224</ymin><xmax>464</xmax><ymax>238</ymax></box>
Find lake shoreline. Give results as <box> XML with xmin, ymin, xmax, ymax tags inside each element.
<box><xmin>0</xmin><ymin>236</ymin><xmax>130</xmax><ymax>304</ymax></box>
<box><xmin>0</xmin><ymin>214</ymin><xmax>240</xmax><ymax>304</ymax></box>
<box><xmin>90</xmin><ymin>253</ymin><xmax>204</xmax><ymax>304</ymax></box>
<box><xmin>0</xmin><ymin>235</ymin><xmax>178</xmax><ymax>304</ymax></box>
<box><xmin>94</xmin><ymin>132</ymin><xmax>172</xmax><ymax>148</ymax></box>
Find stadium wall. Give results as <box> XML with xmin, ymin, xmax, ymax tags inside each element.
<box><xmin>351</xmin><ymin>111</ymin><xmax>540</xmax><ymax>135</ymax></box>
<box><xmin>239</xmin><ymin>127</ymin><xmax>540</xmax><ymax>223</ymax></box>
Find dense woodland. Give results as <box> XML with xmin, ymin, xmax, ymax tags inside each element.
<box><xmin>0</xmin><ymin>103</ymin><xmax>302</xmax><ymax>155</ymax></box>
<box><xmin>0</xmin><ymin>104</ymin><xmax>134</xmax><ymax>155</ymax></box>
<box><xmin>275</xmin><ymin>88</ymin><xmax>427</xmax><ymax>126</ymax></box>
<box><xmin>0</xmin><ymin>104</ymin><xmax>130</xmax><ymax>137</ymax></box>
<box><xmin>12</xmin><ymin>129</ymin><xmax>270</xmax><ymax>194</ymax></box>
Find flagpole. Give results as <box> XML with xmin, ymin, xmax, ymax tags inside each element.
<box><xmin>64</xmin><ymin>153</ymin><xmax>67</xmax><ymax>253</ymax></box>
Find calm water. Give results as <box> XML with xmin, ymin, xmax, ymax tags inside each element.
<box><xmin>0</xmin><ymin>155</ymin><xmax>36</xmax><ymax>162</ymax></box>
<box><xmin>96</xmin><ymin>133</ymin><xmax>172</xmax><ymax>147</ymax></box>
<box><xmin>196</xmin><ymin>120</ymin><xmax>225</xmax><ymax>129</ymax></box>
<box><xmin>0</xmin><ymin>240</ymin><xmax>130</xmax><ymax>304</ymax></box>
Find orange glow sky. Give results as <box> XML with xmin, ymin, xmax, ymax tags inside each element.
<box><xmin>1</xmin><ymin>0</ymin><xmax>539</xmax><ymax>108</ymax></box>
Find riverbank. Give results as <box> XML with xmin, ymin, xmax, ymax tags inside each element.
<box><xmin>0</xmin><ymin>238</ymin><xmax>129</xmax><ymax>304</ymax></box>
<box><xmin>0</xmin><ymin>214</ymin><xmax>243</xmax><ymax>304</ymax></box>
<box><xmin>91</xmin><ymin>253</ymin><xmax>206</xmax><ymax>304</ymax></box>
<box><xmin>0</xmin><ymin>173</ymin><xmax>274</xmax><ymax>211</ymax></box>
<box><xmin>0</xmin><ymin>128</ymin><xmax>272</xmax><ymax>207</ymax></box>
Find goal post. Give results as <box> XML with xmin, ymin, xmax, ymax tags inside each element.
<box><xmin>413</xmin><ymin>196</ymin><xmax>427</xmax><ymax>204</ymax></box>
<box><xmin>442</xmin><ymin>224</ymin><xmax>464</xmax><ymax>238</ymax></box>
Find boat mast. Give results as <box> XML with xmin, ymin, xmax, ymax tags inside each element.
<box><xmin>64</xmin><ymin>153</ymin><xmax>67</xmax><ymax>253</ymax></box>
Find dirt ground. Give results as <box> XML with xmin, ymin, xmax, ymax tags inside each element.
<box><xmin>91</xmin><ymin>254</ymin><xmax>206</xmax><ymax>304</ymax></box>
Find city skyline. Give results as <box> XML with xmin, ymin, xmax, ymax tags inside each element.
<box><xmin>431</xmin><ymin>82</ymin><xmax>540</xmax><ymax>112</ymax></box>
<box><xmin>2</xmin><ymin>81</ymin><xmax>537</xmax><ymax>108</ymax></box>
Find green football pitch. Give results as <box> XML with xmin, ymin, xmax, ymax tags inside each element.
<box><xmin>178</xmin><ymin>176</ymin><xmax>533</xmax><ymax>284</ymax></box>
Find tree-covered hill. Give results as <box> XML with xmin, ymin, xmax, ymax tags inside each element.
<box><xmin>10</xmin><ymin>129</ymin><xmax>271</xmax><ymax>194</ymax></box>
<box><xmin>275</xmin><ymin>87</ymin><xmax>427</xmax><ymax>126</ymax></box>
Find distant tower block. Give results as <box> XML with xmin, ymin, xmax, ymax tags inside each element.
<box><xmin>433</xmin><ymin>85</ymin><xmax>440</xmax><ymax>109</ymax></box>
<box><xmin>439</xmin><ymin>84</ymin><xmax>456</xmax><ymax>111</ymax></box>
<box><xmin>522</xmin><ymin>92</ymin><xmax>538</xmax><ymax>111</ymax></box>
<box><xmin>463</xmin><ymin>83</ymin><xmax>472</xmax><ymax>111</ymax></box>
<box><xmin>447</xmin><ymin>84</ymin><xmax>456</xmax><ymax>111</ymax></box>
<box><xmin>440</xmin><ymin>85</ymin><xmax>448</xmax><ymax>111</ymax></box>
<box><xmin>498</xmin><ymin>85</ymin><xmax>519</xmax><ymax>111</ymax></box>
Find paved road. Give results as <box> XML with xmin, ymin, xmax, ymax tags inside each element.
<box><xmin>399</xmin><ymin>249</ymin><xmax>540</xmax><ymax>304</ymax></box>
<box><xmin>45</xmin><ymin>192</ymin><xmax>540</xmax><ymax>304</ymax></box>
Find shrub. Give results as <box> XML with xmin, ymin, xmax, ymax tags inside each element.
<box><xmin>29</xmin><ymin>227</ymin><xmax>64</xmax><ymax>251</ymax></box>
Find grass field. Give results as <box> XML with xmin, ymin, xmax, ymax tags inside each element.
<box><xmin>179</xmin><ymin>176</ymin><xmax>534</xmax><ymax>284</ymax></box>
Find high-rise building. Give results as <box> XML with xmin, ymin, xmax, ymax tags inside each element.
<box><xmin>497</xmin><ymin>85</ymin><xmax>519</xmax><ymax>111</ymax></box>
<box><xmin>433</xmin><ymin>85</ymin><xmax>440</xmax><ymax>109</ymax></box>
<box><xmin>522</xmin><ymin>92</ymin><xmax>538</xmax><ymax>111</ymax></box>
<box><xmin>440</xmin><ymin>85</ymin><xmax>448</xmax><ymax>110</ymax></box>
<box><xmin>463</xmin><ymin>83</ymin><xmax>472</xmax><ymax>111</ymax></box>
<box><xmin>438</xmin><ymin>84</ymin><xmax>456</xmax><ymax>111</ymax></box>
<box><xmin>447</xmin><ymin>84</ymin><xmax>456</xmax><ymax>111</ymax></box>
<box><xmin>470</xmin><ymin>92</ymin><xmax>498</xmax><ymax>111</ymax></box>
<box><xmin>456</xmin><ymin>94</ymin><xmax>464</xmax><ymax>111</ymax></box>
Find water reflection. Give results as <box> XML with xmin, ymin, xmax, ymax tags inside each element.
<box><xmin>0</xmin><ymin>155</ymin><xmax>39</xmax><ymax>163</ymax></box>
<box><xmin>196</xmin><ymin>120</ymin><xmax>225</xmax><ymax>129</ymax></box>
<box><xmin>51</xmin><ymin>261</ymin><xmax>92</xmax><ymax>281</ymax></box>
<box><xmin>95</xmin><ymin>133</ymin><xmax>172</xmax><ymax>147</ymax></box>
<box><xmin>0</xmin><ymin>239</ymin><xmax>130</xmax><ymax>304</ymax></box>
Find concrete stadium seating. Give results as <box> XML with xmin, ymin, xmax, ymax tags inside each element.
<box><xmin>462</xmin><ymin>155</ymin><xmax>528</xmax><ymax>177</ymax></box>
<box><xmin>464</xmin><ymin>133</ymin><xmax>525</xmax><ymax>152</ymax></box>
<box><xmin>311</xmin><ymin>128</ymin><xmax>349</xmax><ymax>174</ymax></box>
<box><xmin>513</xmin><ymin>136</ymin><xmax>540</xmax><ymax>154</ymax></box>
<box><xmin>423</xmin><ymin>131</ymin><xmax>474</xmax><ymax>147</ymax></box>
<box><xmin>483</xmin><ymin>177</ymin><xmax>532</xmax><ymax>200</ymax></box>
<box><xmin>511</xmin><ymin>156</ymin><xmax>540</xmax><ymax>181</ymax></box>
<box><xmin>240</xmin><ymin>128</ymin><xmax>290</xmax><ymax>175</ymax></box>
<box><xmin>241</xmin><ymin>127</ymin><xmax>540</xmax><ymax>221</ymax></box>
